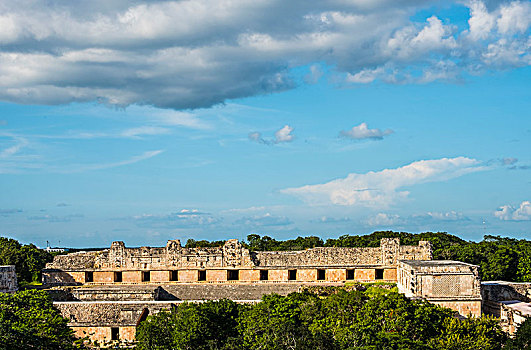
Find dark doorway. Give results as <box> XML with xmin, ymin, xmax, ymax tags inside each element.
<box><xmin>142</xmin><ymin>271</ymin><xmax>151</xmax><ymax>282</ymax></box>
<box><xmin>288</xmin><ymin>269</ymin><xmax>297</xmax><ymax>281</ymax></box>
<box><xmin>227</xmin><ymin>270</ymin><xmax>239</xmax><ymax>281</ymax></box>
<box><xmin>198</xmin><ymin>270</ymin><xmax>206</xmax><ymax>281</ymax></box>
<box><xmin>260</xmin><ymin>270</ymin><xmax>269</xmax><ymax>281</ymax></box>
<box><xmin>317</xmin><ymin>269</ymin><xmax>326</xmax><ymax>281</ymax></box>
<box><xmin>170</xmin><ymin>270</ymin><xmax>178</xmax><ymax>281</ymax></box>
<box><xmin>111</xmin><ymin>327</ymin><xmax>119</xmax><ymax>341</ymax></box>
<box><xmin>85</xmin><ymin>272</ymin><xmax>93</xmax><ymax>283</ymax></box>
<box><xmin>375</xmin><ymin>269</ymin><xmax>384</xmax><ymax>280</ymax></box>
<box><xmin>114</xmin><ymin>272</ymin><xmax>122</xmax><ymax>283</ymax></box>
<box><xmin>346</xmin><ymin>269</ymin><xmax>355</xmax><ymax>280</ymax></box>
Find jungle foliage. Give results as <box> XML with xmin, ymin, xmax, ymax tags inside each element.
<box><xmin>136</xmin><ymin>289</ymin><xmax>506</xmax><ymax>350</ymax></box>
<box><xmin>0</xmin><ymin>290</ymin><xmax>84</xmax><ymax>350</ymax></box>
<box><xmin>0</xmin><ymin>237</ymin><xmax>53</xmax><ymax>284</ymax></box>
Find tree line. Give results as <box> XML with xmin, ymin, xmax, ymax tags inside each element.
<box><xmin>0</xmin><ymin>237</ymin><xmax>53</xmax><ymax>285</ymax></box>
<box><xmin>136</xmin><ymin>287</ymin><xmax>514</xmax><ymax>350</ymax></box>
<box><xmin>211</xmin><ymin>232</ymin><xmax>530</xmax><ymax>282</ymax></box>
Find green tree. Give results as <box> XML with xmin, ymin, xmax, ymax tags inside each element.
<box><xmin>505</xmin><ymin>317</ymin><xmax>531</xmax><ymax>350</ymax></box>
<box><xmin>136</xmin><ymin>299</ymin><xmax>242</xmax><ymax>350</ymax></box>
<box><xmin>0</xmin><ymin>289</ymin><xmax>83</xmax><ymax>350</ymax></box>
<box><xmin>428</xmin><ymin>316</ymin><xmax>506</xmax><ymax>350</ymax></box>
<box><xmin>0</xmin><ymin>237</ymin><xmax>53</xmax><ymax>283</ymax></box>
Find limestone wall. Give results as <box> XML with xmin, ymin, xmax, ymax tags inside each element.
<box><xmin>45</xmin><ymin>238</ymin><xmax>432</xmax><ymax>272</ymax></box>
<box><xmin>397</xmin><ymin>260</ymin><xmax>482</xmax><ymax>317</ymax></box>
<box><xmin>481</xmin><ymin>281</ymin><xmax>531</xmax><ymax>303</ymax></box>
<box><xmin>0</xmin><ymin>266</ymin><xmax>17</xmax><ymax>293</ymax></box>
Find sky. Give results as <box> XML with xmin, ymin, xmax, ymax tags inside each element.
<box><xmin>0</xmin><ymin>0</ymin><xmax>530</xmax><ymax>247</ymax></box>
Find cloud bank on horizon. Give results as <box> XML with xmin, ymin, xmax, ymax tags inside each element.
<box><xmin>0</xmin><ymin>0</ymin><xmax>529</xmax><ymax>110</ymax></box>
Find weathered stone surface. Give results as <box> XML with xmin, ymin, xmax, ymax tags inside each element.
<box><xmin>45</xmin><ymin>239</ymin><xmax>432</xmax><ymax>272</ymax></box>
<box><xmin>397</xmin><ymin>260</ymin><xmax>482</xmax><ymax>317</ymax></box>
<box><xmin>0</xmin><ymin>266</ymin><xmax>17</xmax><ymax>293</ymax></box>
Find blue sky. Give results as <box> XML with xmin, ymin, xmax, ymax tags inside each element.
<box><xmin>0</xmin><ymin>0</ymin><xmax>530</xmax><ymax>247</ymax></box>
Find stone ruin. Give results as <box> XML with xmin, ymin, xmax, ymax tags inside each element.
<box><xmin>42</xmin><ymin>238</ymin><xmax>520</xmax><ymax>345</ymax></box>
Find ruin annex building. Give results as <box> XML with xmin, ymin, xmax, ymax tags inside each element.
<box><xmin>43</xmin><ymin>238</ymin><xmax>483</xmax><ymax>345</ymax></box>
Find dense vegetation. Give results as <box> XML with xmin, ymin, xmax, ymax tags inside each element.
<box><xmin>0</xmin><ymin>290</ymin><xmax>83</xmax><ymax>350</ymax></box>
<box><xmin>0</xmin><ymin>237</ymin><xmax>53</xmax><ymax>284</ymax></box>
<box><xmin>136</xmin><ymin>288</ymin><xmax>506</xmax><ymax>350</ymax></box>
<box><xmin>244</xmin><ymin>232</ymin><xmax>531</xmax><ymax>282</ymax></box>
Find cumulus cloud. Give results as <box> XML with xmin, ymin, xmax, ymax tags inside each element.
<box><xmin>233</xmin><ymin>213</ymin><xmax>292</xmax><ymax>227</ymax></box>
<box><xmin>494</xmin><ymin>200</ymin><xmax>531</xmax><ymax>220</ymax></box>
<box><xmin>340</xmin><ymin>122</ymin><xmax>393</xmax><ymax>140</ymax></box>
<box><xmin>249</xmin><ymin>125</ymin><xmax>294</xmax><ymax>145</ymax></box>
<box><xmin>133</xmin><ymin>209</ymin><xmax>221</xmax><ymax>228</ymax></box>
<box><xmin>366</xmin><ymin>213</ymin><xmax>402</xmax><ymax>226</ymax></box>
<box><xmin>0</xmin><ymin>1</ymin><xmax>528</xmax><ymax>109</ymax></box>
<box><xmin>281</xmin><ymin>157</ymin><xmax>486</xmax><ymax>207</ymax></box>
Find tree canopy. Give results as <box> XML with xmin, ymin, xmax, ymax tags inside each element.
<box><xmin>136</xmin><ymin>289</ymin><xmax>507</xmax><ymax>350</ymax></box>
<box><xmin>0</xmin><ymin>237</ymin><xmax>53</xmax><ymax>284</ymax></box>
<box><xmin>0</xmin><ymin>289</ymin><xmax>83</xmax><ymax>350</ymax></box>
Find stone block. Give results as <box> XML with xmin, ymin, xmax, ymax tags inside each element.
<box><xmin>239</xmin><ymin>269</ymin><xmax>260</xmax><ymax>282</ymax></box>
<box><xmin>269</xmin><ymin>269</ymin><xmax>288</xmax><ymax>281</ymax></box>
<box><xmin>297</xmin><ymin>269</ymin><xmax>317</xmax><ymax>281</ymax></box>
<box><xmin>122</xmin><ymin>271</ymin><xmax>142</xmax><ymax>283</ymax></box>
<box><xmin>93</xmin><ymin>271</ymin><xmax>114</xmax><ymax>284</ymax></box>
<box><xmin>207</xmin><ymin>270</ymin><xmax>227</xmax><ymax>282</ymax></box>
<box><xmin>383</xmin><ymin>268</ymin><xmax>397</xmax><ymax>281</ymax></box>
<box><xmin>178</xmin><ymin>270</ymin><xmax>198</xmax><ymax>282</ymax></box>
<box><xmin>355</xmin><ymin>268</ymin><xmax>375</xmax><ymax>281</ymax></box>
<box><xmin>327</xmin><ymin>268</ymin><xmax>346</xmax><ymax>282</ymax></box>
<box><xmin>150</xmin><ymin>271</ymin><xmax>170</xmax><ymax>283</ymax></box>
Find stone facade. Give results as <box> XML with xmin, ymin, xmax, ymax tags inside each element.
<box><xmin>0</xmin><ymin>265</ymin><xmax>17</xmax><ymax>293</ymax></box>
<box><xmin>481</xmin><ymin>281</ymin><xmax>531</xmax><ymax>335</ymax></box>
<box><xmin>43</xmin><ymin>238</ymin><xmax>432</xmax><ymax>286</ymax></box>
<box><xmin>397</xmin><ymin>260</ymin><xmax>482</xmax><ymax>317</ymax></box>
<box><xmin>47</xmin><ymin>238</ymin><xmax>501</xmax><ymax>345</ymax></box>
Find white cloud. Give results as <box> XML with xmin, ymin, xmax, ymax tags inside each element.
<box><xmin>340</xmin><ymin>122</ymin><xmax>393</xmax><ymax>140</ymax></box>
<box><xmin>494</xmin><ymin>200</ymin><xmax>531</xmax><ymax>221</ymax></box>
<box><xmin>133</xmin><ymin>209</ymin><xmax>221</xmax><ymax>228</ymax></box>
<box><xmin>274</xmin><ymin>125</ymin><xmax>294</xmax><ymax>143</ymax></box>
<box><xmin>366</xmin><ymin>213</ymin><xmax>402</xmax><ymax>226</ymax></box>
<box><xmin>281</xmin><ymin>157</ymin><xmax>486</xmax><ymax>207</ymax></box>
<box><xmin>0</xmin><ymin>1</ymin><xmax>528</xmax><ymax>109</ymax></box>
<box><xmin>249</xmin><ymin>125</ymin><xmax>295</xmax><ymax>145</ymax></box>
<box><xmin>366</xmin><ymin>210</ymin><xmax>469</xmax><ymax>227</ymax></box>
<box><xmin>120</xmin><ymin>126</ymin><xmax>170</xmax><ymax>138</ymax></box>
<box><xmin>233</xmin><ymin>213</ymin><xmax>292</xmax><ymax>227</ymax></box>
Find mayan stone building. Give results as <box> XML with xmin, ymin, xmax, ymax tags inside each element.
<box><xmin>44</xmin><ymin>238</ymin><xmax>486</xmax><ymax>344</ymax></box>
<box><xmin>43</xmin><ymin>238</ymin><xmax>433</xmax><ymax>286</ymax></box>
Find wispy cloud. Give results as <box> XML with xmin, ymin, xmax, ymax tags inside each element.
<box><xmin>281</xmin><ymin>157</ymin><xmax>486</xmax><ymax>207</ymax></box>
<box><xmin>0</xmin><ymin>209</ymin><xmax>23</xmax><ymax>217</ymax></box>
<box><xmin>27</xmin><ymin>214</ymin><xmax>84</xmax><ymax>222</ymax></box>
<box><xmin>340</xmin><ymin>123</ymin><xmax>393</xmax><ymax>140</ymax></box>
<box><xmin>312</xmin><ymin>216</ymin><xmax>351</xmax><ymax>224</ymax></box>
<box><xmin>58</xmin><ymin>150</ymin><xmax>164</xmax><ymax>173</ymax></box>
<box><xmin>233</xmin><ymin>213</ymin><xmax>292</xmax><ymax>227</ymax></box>
<box><xmin>494</xmin><ymin>200</ymin><xmax>531</xmax><ymax>221</ymax></box>
<box><xmin>365</xmin><ymin>210</ymin><xmax>469</xmax><ymax>227</ymax></box>
<box><xmin>132</xmin><ymin>209</ymin><xmax>221</xmax><ymax>228</ymax></box>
